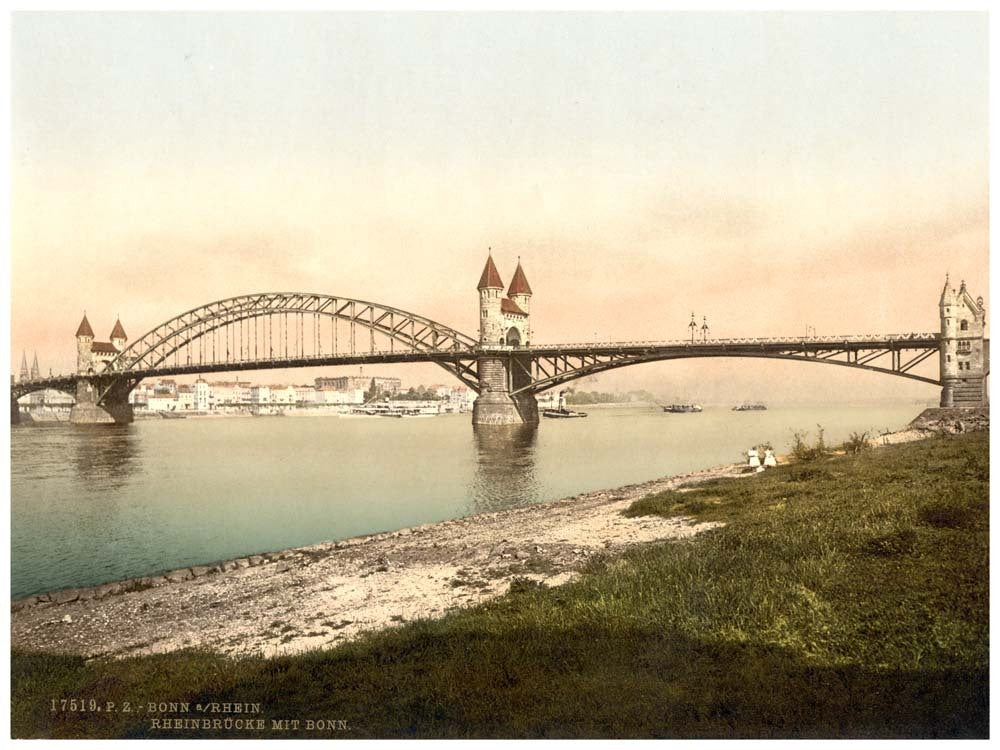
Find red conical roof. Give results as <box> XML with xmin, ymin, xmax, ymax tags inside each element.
<box><xmin>477</xmin><ymin>255</ymin><xmax>504</xmax><ymax>290</ymax></box>
<box><xmin>110</xmin><ymin>318</ymin><xmax>127</xmax><ymax>340</ymax></box>
<box><xmin>507</xmin><ymin>260</ymin><xmax>532</xmax><ymax>296</ymax></box>
<box><xmin>76</xmin><ymin>313</ymin><xmax>94</xmax><ymax>338</ymax></box>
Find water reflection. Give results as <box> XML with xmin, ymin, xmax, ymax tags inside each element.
<box><xmin>72</xmin><ymin>425</ymin><xmax>141</xmax><ymax>491</ymax></box>
<box><xmin>469</xmin><ymin>424</ymin><xmax>539</xmax><ymax>513</ymax></box>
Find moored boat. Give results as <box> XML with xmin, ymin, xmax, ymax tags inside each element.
<box><xmin>732</xmin><ymin>403</ymin><xmax>767</xmax><ymax>411</ymax></box>
<box><xmin>543</xmin><ymin>390</ymin><xmax>588</xmax><ymax>418</ymax></box>
<box><xmin>543</xmin><ymin>407</ymin><xmax>588</xmax><ymax>419</ymax></box>
<box><xmin>661</xmin><ymin>403</ymin><xmax>702</xmax><ymax>413</ymax></box>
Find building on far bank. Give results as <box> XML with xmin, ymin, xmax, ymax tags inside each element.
<box><xmin>293</xmin><ymin>385</ymin><xmax>316</xmax><ymax>404</ymax></box>
<box><xmin>194</xmin><ymin>379</ymin><xmax>211</xmax><ymax>411</ymax></box>
<box><xmin>271</xmin><ymin>385</ymin><xmax>297</xmax><ymax>405</ymax></box>
<box><xmin>316</xmin><ymin>386</ymin><xmax>364</xmax><ymax>405</ymax></box>
<box><xmin>177</xmin><ymin>385</ymin><xmax>195</xmax><ymax>410</ymax></box>
<box><xmin>315</xmin><ymin>375</ymin><xmax>401</xmax><ymax>395</ymax></box>
<box><xmin>426</xmin><ymin>384</ymin><xmax>476</xmax><ymax>413</ymax></box>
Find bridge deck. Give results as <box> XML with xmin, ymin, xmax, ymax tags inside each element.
<box><xmin>11</xmin><ymin>333</ymin><xmax>946</xmax><ymax>397</ymax></box>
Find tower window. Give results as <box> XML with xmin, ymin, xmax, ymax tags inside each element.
<box><xmin>961</xmin><ymin>320</ymin><xmax>969</xmax><ymax>331</ymax></box>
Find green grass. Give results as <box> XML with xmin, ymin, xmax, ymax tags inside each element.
<box><xmin>11</xmin><ymin>432</ymin><xmax>989</xmax><ymax>738</ymax></box>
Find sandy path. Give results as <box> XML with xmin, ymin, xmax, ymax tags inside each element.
<box><xmin>11</xmin><ymin>462</ymin><xmax>744</xmax><ymax>659</ymax></box>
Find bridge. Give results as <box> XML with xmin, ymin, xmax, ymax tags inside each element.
<box><xmin>10</xmin><ymin>260</ymin><xmax>988</xmax><ymax>425</ymax></box>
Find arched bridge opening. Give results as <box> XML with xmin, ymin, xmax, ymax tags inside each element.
<box><xmin>101</xmin><ymin>293</ymin><xmax>483</xmax><ymax>396</ymax></box>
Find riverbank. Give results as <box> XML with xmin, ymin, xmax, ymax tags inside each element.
<box><xmin>12</xmin><ymin>425</ymin><xmax>987</xmax><ymax>738</ymax></box>
<box><xmin>11</xmin><ymin>461</ymin><xmax>744</xmax><ymax>658</ymax></box>
<box><xmin>9</xmin><ymin>408</ymin><xmax>979</xmax><ymax>657</ymax></box>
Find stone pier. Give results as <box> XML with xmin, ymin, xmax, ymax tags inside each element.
<box><xmin>69</xmin><ymin>379</ymin><xmax>133</xmax><ymax>425</ymax></box>
<box><xmin>471</xmin><ymin>354</ymin><xmax>539</xmax><ymax>426</ymax></box>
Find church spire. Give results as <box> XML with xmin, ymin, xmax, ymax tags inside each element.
<box><xmin>19</xmin><ymin>351</ymin><xmax>29</xmax><ymax>382</ymax></box>
<box><xmin>30</xmin><ymin>351</ymin><xmax>39</xmax><ymax>380</ymax></box>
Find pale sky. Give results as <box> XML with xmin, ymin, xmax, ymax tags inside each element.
<box><xmin>9</xmin><ymin>12</ymin><xmax>989</xmax><ymax>402</ymax></box>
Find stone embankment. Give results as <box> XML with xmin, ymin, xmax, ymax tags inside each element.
<box><xmin>11</xmin><ymin>463</ymin><xmax>744</xmax><ymax>659</ymax></box>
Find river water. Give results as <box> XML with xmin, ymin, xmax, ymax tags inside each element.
<box><xmin>10</xmin><ymin>403</ymin><xmax>926</xmax><ymax>598</ymax></box>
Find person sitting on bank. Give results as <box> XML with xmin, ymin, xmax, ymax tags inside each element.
<box><xmin>763</xmin><ymin>448</ymin><xmax>777</xmax><ymax>468</ymax></box>
<box><xmin>747</xmin><ymin>448</ymin><xmax>761</xmax><ymax>472</ymax></box>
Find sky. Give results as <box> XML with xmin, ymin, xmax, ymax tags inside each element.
<box><xmin>9</xmin><ymin>12</ymin><xmax>989</xmax><ymax>403</ymax></box>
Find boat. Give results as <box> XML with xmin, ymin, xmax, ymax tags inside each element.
<box><xmin>732</xmin><ymin>403</ymin><xmax>767</xmax><ymax>411</ymax></box>
<box><xmin>543</xmin><ymin>390</ymin><xmax>588</xmax><ymax>418</ymax></box>
<box><xmin>661</xmin><ymin>404</ymin><xmax>702</xmax><ymax>413</ymax></box>
<box><xmin>543</xmin><ymin>407</ymin><xmax>588</xmax><ymax>419</ymax></box>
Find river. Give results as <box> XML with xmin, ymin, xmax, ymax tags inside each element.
<box><xmin>10</xmin><ymin>403</ymin><xmax>927</xmax><ymax>598</ymax></box>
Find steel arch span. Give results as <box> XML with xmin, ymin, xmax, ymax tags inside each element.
<box><xmin>103</xmin><ymin>292</ymin><xmax>481</xmax><ymax>392</ymax></box>
<box><xmin>507</xmin><ymin>336</ymin><xmax>946</xmax><ymax>395</ymax></box>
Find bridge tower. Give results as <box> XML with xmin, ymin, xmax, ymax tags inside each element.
<box><xmin>472</xmin><ymin>255</ymin><xmax>539</xmax><ymax>425</ymax></box>
<box><xmin>70</xmin><ymin>312</ymin><xmax>133</xmax><ymax>425</ymax></box>
<box><xmin>939</xmin><ymin>276</ymin><xmax>988</xmax><ymax>407</ymax></box>
<box><xmin>76</xmin><ymin>313</ymin><xmax>95</xmax><ymax>375</ymax></box>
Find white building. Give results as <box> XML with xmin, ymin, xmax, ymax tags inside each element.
<box><xmin>210</xmin><ymin>381</ymin><xmax>236</xmax><ymax>405</ymax></box>
<box><xmin>193</xmin><ymin>379</ymin><xmax>211</xmax><ymax>411</ymax></box>
<box><xmin>271</xmin><ymin>385</ymin><xmax>297</xmax><ymax>405</ymax></box>
<box><xmin>234</xmin><ymin>382</ymin><xmax>252</xmax><ymax>404</ymax></box>
<box><xmin>318</xmin><ymin>387</ymin><xmax>365</xmax><ymax>405</ymax></box>
<box><xmin>250</xmin><ymin>385</ymin><xmax>271</xmax><ymax>404</ymax></box>
<box><xmin>447</xmin><ymin>386</ymin><xmax>476</xmax><ymax>412</ymax></box>
<box><xmin>177</xmin><ymin>385</ymin><xmax>195</xmax><ymax>410</ymax></box>
<box><xmin>293</xmin><ymin>385</ymin><xmax>316</xmax><ymax>404</ymax></box>
<box><xmin>146</xmin><ymin>394</ymin><xmax>180</xmax><ymax>411</ymax></box>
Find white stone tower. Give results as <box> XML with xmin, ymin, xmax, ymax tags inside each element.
<box><xmin>478</xmin><ymin>254</ymin><xmax>505</xmax><ymax>346</ymax></box>
<box><xmin>506</xmin><ymin>259</ymin><xmax>533</xmax><ymax>346</ymax></box>
<box><xmin>76</xmin><ymin>313</ymin><xmax>95</xmax><ymax>374</ymax></box>
<box><xmin>939</xmin><ymin>275</ymin><xmax>988</xmax><ymax>407</ymax></box>
<box><xmin>473</xmin><ymin>254</ymin><xmax>539</xmax><ymax>425</ymax></box>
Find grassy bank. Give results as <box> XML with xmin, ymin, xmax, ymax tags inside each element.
<box><xmin>12</xmin><ymin>432</ymin><xmax>988</xmax><ymax>738</ymax></box>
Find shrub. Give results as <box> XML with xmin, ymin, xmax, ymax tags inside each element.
<box><xmin>841</xmin><ymin>431</ymin><xmax>872</xmax><ymax>454</ymax></box>
<box><xmin>791</xmin><ymin>425</ymin><xmax>828</xmax><ymax>462</ymax></box>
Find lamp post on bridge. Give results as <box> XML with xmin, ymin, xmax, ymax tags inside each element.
<box><xmin>701</xmin><ymin>316</ymin><xmax>709</xmax><ymax>342</ymax></box>
<box><xmin>688</xmin><ymin>312</ymin><xmax>696</xmax><ymax>343</ymax></box>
